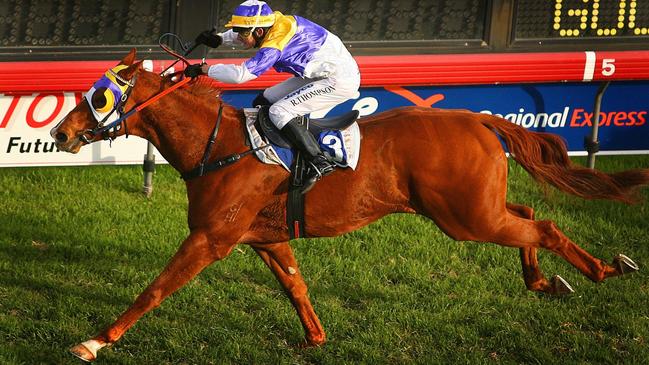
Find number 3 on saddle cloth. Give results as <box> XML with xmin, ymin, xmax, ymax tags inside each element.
<box><xmin>244</xmin><ymin>106</ymin><xmax>361</xmax><ymax>173</ymax></box>
<box><xmin>244</xmin><ymin>106</ymin><xmax>361</xmax><ymax>239</ymax></box>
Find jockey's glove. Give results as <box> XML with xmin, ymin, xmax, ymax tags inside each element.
<box><xmin>195</xmin><ymin>30</ymin><xmax>222</xmax><ymax>48</ymax></box>
<box><xmin>184</xmin><ymin>63</ymin><xmax>208</xmax><ymax>78</ymax></box>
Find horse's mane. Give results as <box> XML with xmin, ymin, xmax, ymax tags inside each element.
<box><xmin>161</xmin><ymin>74</ymin><xmax>222</xmax><ymax>99</ymax></box>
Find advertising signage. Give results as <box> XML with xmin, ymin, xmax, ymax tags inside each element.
<box><xmin>2</xmin><ymin>81</ymin><xmax>648</xmax><ymax>167</ymax></box>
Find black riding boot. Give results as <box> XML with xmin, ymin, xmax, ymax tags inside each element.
<box><xmin>282</xmin><ymin>116</ymin><xmax>335</xmax><ymax>194</ymax></box>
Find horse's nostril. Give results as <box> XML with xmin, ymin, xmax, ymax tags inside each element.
<box><xmin>55</xmin><ymin>132</ymin><xmax>69</xmax><ymax>143</ymax></box>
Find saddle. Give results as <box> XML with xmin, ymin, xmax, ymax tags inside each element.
<box><xmin>256</xmin><ymin>106</ymin><xmax>360</xmax><ymax>149</ymax></box>
<box><xmin>244</xmin><ymin>106</ymin><xmax>361</xmax><ymax>241</ymax></box>
<box><xmin>252</xmin><ymin>106</ymin><xmax>358</xmax><ymax>240</ymax></box>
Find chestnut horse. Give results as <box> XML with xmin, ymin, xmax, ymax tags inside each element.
<box><xmin>52</xmin><ymin>50</ymin><xmax>647</xmax><ymax>362</ymax></box>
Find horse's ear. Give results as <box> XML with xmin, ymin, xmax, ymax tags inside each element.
<box><xmin>119</xmin><ymin>61</ymin><xmax>143</xmax><ymax>82</ymax></box>
<box><xmin>119</xmin><ymin>48</ymin><xmax>137</xmax><ymax>66</ymax></box>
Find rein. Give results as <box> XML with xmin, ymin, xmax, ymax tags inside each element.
<box><xmin>82</xmin><ymin>36</ymin><xmax>193</xmax><ymax>143</ymax></box>
<box><xmin>83</xmin><ymin>38</ymin><xmax>269</xmax><ymax>181</ymax></box>
<box><xmin>82</xmin><ymin>76</ymin><xmax>192</xmax><ymax>142</ymax></box>
<box><xmin>84</xmin><ymin>71</ymin><xmax>266</xmax><ymax>181</ymax></box>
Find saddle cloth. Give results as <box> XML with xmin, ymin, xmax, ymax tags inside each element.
<box><xmin>243</xmin><ymin>108</ymin><xmax>361</xmax><ymax>171</ymax></box>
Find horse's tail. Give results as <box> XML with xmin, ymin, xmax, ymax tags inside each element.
<box><xmin>481</xmin><ymin>116</ymin><xmax>649</xmax><ymax>204</ymax></box>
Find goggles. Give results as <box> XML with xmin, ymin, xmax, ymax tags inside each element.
<box><xmin>233</xmin><ymin>27</ymin><xmax>254</xmax><ymax>37</ymax></box>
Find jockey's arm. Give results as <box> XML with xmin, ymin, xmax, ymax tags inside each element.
<box><xmin>206</xmin><ymin>63</ymin><xmax>256</xmax><ymax>84</ymax></box>
<box><xmin>206</xmin><ymin>47</ymin><xmax>280</xmax><ymax>84</ymax></box>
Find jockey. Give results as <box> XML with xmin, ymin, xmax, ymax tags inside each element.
<box><xmin>184</xmin><ymin>0</ymin><xmax>361</xmax><ymax>194</ymax></box>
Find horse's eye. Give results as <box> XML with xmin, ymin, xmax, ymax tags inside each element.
<box><xmin>91</xmin><ymin>87</ymin><xmax>114</xmax><ymax>113</ymax></box>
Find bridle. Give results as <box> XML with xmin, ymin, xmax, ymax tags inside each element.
<box><xmin>79</xmin><ymin>68</ymin><xmax>138</xmax><ymax>143</ymax></box>
<box><xmin>80</xmin><ymin>34</ymin><xmax>195</xmax><ymax>144</ymax></box>
<box><xmin>80</xmin><ymin>69</ymin><xmax>192</xmax><ymax>144</ymax></box>
<box><xmin>78</xmin><ymin>41</ymin><xmax>270</xmax><ymax>181</ymax></box>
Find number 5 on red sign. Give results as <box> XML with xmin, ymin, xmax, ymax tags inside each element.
<box><xmin>602</xmin><ymin>59</ymin><xmax>616</xmax><ymax>77</ymax></box>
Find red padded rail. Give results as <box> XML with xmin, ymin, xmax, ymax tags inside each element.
<box><xmin>1</xmin><ymin>50</ymin><xmax>648</xmax><ymax>93</ymax></box>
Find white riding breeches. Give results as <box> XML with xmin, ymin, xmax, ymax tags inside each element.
<box><xmin>265</xmin><ymin>70</ymin><xmax>360</xmax><ymax>129</ymax></box>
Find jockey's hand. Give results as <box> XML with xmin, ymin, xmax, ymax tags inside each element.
<box><xmin>195</xmin><ymin>30</ymin><xmax>222</xmax><ymax>48</ymax></box>
<box><xmin>184</xmin><ymin>63</ymin><xmax>208</xmax><ymax>78</ymax></box>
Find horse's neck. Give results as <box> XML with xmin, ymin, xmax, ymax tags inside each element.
<box><xmin>131</xmin><ymin>93</ymin><xmax>244</xmax><ymax>173</ymax></box>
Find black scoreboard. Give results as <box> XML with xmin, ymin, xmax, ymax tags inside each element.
<box><xmin>0</xmin><ymin>0</ymin><xmax>647</xmax><ymax>60</ymax></box>
<box><xmin>0</xmin><ymin>0</ymin><xmax>170</xmax><ymax>47</ymax></box>
<box><xmin>515</xmin><ymin>0</ymin><xmax>649</xmax><ymax>39</ymax></box>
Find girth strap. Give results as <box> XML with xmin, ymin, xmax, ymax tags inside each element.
<box><xmin>180</xmin><ymin>105</ymin><xmax>270</xmax><ymax>181</ymax></box>
<box><xmin>287</xmin><ymin>152</ymin><xmax>306</xmax><ymax>239</ymax></box>
<box><xmin>198</xmin><ymin>105</ymin><xmax>224</xmax><ymax>177</ymax></box>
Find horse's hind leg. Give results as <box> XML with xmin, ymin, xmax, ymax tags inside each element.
<box><xmin>536</xmin><ymin>221</ymin><xmax>638</xmax><ymax>282</ymax></box>
<box><xmin>507</xmin><ymin>204</ymin><xmax>549</xmax><ymax>292</ymax></box>
<box><xmin>507</xmin><ymin>203</ymin><xmax>575</xmax><ymax>295</ymax></box>
<box><xmin>251</xmin><ymin>242</ymin><xmax>325</xmax><ymax>346</ymax></box>
<box><xmin>490</xmin><ymin>213</ymin><xmax>638</xmax><ymax>286</ymax></box>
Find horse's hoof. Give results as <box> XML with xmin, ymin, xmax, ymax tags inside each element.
<box><xmin>613</xmin><ymin>254</ymin><xmax>639</xmax><ymax>275</ymax></box>
<box><xmin>551</xmin><ymin>275</ymin><xmax>574</xmax><ymax>295</ymax></box>
<box><xmin>70</xmin><ymin>340</ymin><xmax>105</xmax><ymax>362</ymax></box>
<box><xmin>295</xmin><ymin>335</ymin><xmax>326</xmax><ymax>349</ymax></box>
<box><xmin>70</xmin><ymin>343</ymin><xmax>96</xmax><ymax>362</ymax></box>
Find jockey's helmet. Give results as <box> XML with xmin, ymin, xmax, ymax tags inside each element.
<box><xmin>225</xmin><ymin>0</ymin><xmax>275</xmax><ymax>29</ymax></box>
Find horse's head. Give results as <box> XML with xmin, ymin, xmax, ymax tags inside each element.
<box><xmin>51</xmin><ymin>49</ymin><xmax>143</xmax><ymax>153</ymax></box>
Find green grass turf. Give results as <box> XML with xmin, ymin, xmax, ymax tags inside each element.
<box><xmin>1</xmin><ymin>155</ymin><xmax>648</xmax><ymax>364</ymax></box>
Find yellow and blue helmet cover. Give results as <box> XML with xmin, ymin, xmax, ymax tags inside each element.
<box><xmin>225</xmin><ymin>0</ymin><xmax>275</xmax><ymax>28</ymax></box>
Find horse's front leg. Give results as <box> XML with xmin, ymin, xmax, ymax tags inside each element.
<box><xmin>251</xmin><ymin>242</ymin><xmax>326</xmax><ymax>346</ymax></box>
<box><xmin>70</xmin><ymin>230</ymin><xmax>235</xmax><ymax>362</ymax></box>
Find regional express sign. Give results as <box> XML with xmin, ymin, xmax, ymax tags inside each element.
<box><xmin>330</xmin><ymin>82</ymin><xmax>649</xmax><ymax>154</ymax></box>
<box><xmin>1</xmin><ymin>81</ymin><xmax>649</xmax><ymax>167</ymax></box>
